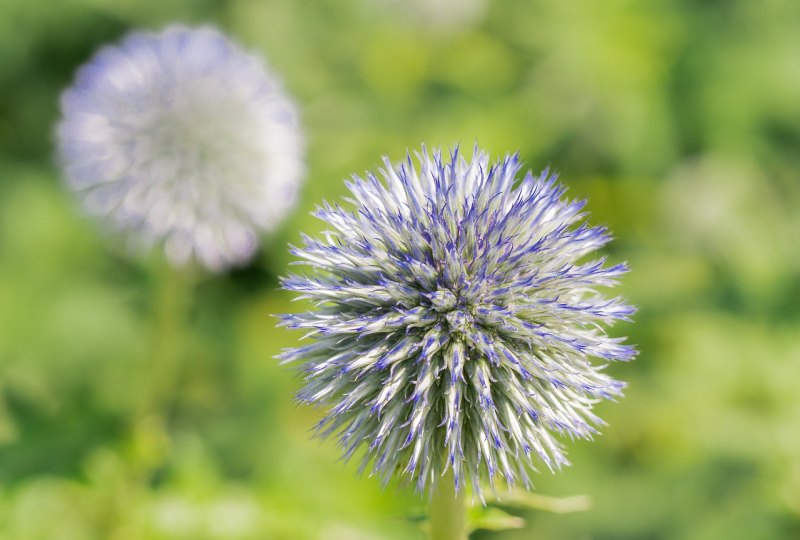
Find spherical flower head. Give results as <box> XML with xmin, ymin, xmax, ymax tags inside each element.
<box><xmin>57</xmin><ymin>25</ymin><xmax>304</xmax><ymax>270</ymax></box>
<box><xmin>280</xmin><ymin>146</ymin><xmax>636</xmax><ymax>496</ymax></box>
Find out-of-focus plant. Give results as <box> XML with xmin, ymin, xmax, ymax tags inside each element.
<box><xmin>51</xmin><ymin>24</ymin><xmax>305</xmax><ymax>513</ymax></box>
<box><xmin>57</xmin><ymin>25</ymin><xmax>304</xmax><ymax>271</ymax></box>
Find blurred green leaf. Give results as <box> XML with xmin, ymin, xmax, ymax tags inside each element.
<box><xmin>466</xmin><ymin>506</ymin><xmax>525</xmax><ymax>533</ymax></box>
<box><xmin>483</xmin><ymin>489</ymin><xmax>592</xmax><ymax>514</ymax></box>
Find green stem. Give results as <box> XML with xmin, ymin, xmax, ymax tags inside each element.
<box><xmin>141</xmin><ymin>262</ymin><xmax>192</xmax><ymax>419</ymax></box>
<box><xmin>429</xmin><ymin>468</ymin><xmax>467</xmax><ymax>540</ymax></box>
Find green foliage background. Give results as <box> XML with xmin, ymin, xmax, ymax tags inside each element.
<box><xmin>1</xmin><ymin>0</ymin><xmax>799</xmax><ymax>538</ymax></box>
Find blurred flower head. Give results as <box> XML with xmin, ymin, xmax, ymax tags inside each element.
<box><xmin>280</xmin><ymin>146</ymin><xmax>636</xmax><ymax>495</ymax></box>
<box><xmin>381</xmin><ymin>0</ymin><xmax>489</xmax><ymax>32</ymax></box>
<box><xmin>57</xmin><ymin>25</ymin><xmax>304</xmax><ymax>270</ymax></box>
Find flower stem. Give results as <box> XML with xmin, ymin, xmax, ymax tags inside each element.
<box><xmin>141</xmin><ymin>262</ymin><xmax>192</xmax><ymax>419</ymax></box>
<box><xmin>429</xmin><ymin>468</ymin><xmax>467</xmax><ymax>540</ymax></box>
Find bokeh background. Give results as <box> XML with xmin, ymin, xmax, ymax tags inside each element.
<box><xmin>2</xmin><ymin>0</ymin><xmax>800</xmax><ymax>538</ymax></box>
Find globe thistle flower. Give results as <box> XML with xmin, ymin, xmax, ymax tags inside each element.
<box><xmin>280</xmin><ymin>146</ymin><xmax>636</xmax><ymax>495</ymax></box>
<box><xmin>57</xmin><ymin>25</ymin><xmax>304</xmax><ymax>270</ymax></box>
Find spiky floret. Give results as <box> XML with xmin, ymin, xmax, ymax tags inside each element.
<box><xmin>280</xmin><ymin>146</ymin><xmax>636</xmax><ymax>495</ymax></box>
<box><xmin>57</xmin><ymin>25</ymin><xmax>304</xmax><ymax>270</ymax></box>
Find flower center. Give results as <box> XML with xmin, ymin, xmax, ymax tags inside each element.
<box><xmin>428</xmin><ymin>287</ymin><xmax>473</xmax><ymax>334</ymax></box>
<box><xmin>428</xmin><ymin>288</ymin><xmax>458</xmax><ymax>312</ymax></box>
<box><xmin>445</xmin><ymin>309</ymin><xmax>472</xmax><ymax>333</ymax></box>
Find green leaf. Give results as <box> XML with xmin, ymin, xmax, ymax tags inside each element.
<box><xmin>482</xmin><ymin>488</ymin><xmax>593</xmax><ymax>514</ymax></box>
<box><xmin>466</xmin><ymin>506</ymin><xmax>526</xmax><ymax>533</ymax></box>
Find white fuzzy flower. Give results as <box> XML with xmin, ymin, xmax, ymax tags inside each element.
<box><xmin>57</xmin><ymin>25</ymin><xmax>304</xmax><ymax>270</ymax></box>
